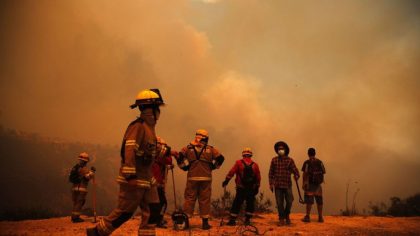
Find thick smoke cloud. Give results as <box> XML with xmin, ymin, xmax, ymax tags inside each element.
<box><xmin>1</xmin><ymin>0</ymin><xmax>419</xmax><ymax>214</ymax></box>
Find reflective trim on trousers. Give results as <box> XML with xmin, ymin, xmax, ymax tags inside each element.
<box><xmin>151</xmin><ymin>177</ymin><xmax>157</xmax><ymax>185</ymax></box>
<box><xmin>187</xmin><ymin>177</ymin><xmax>212</xmax><ymax>181</ymax></box>
<box><xmin>138</xmin><ymin>229</ymin><xmax>156</xmax><ymax>236</ymax></box>
<box><xmin>201</xmin><ymin>214</ymin><xmax>210</xmax><ymax>219</ymax></box>
<box><xmin>97</xmin><ymin>218</ymin><xmax>114</xmax><ymax>235</ymax></box>
<box><xmin>72</xmin><ymin>187</ymin><xmax>87</xmax><ymax>192</ymax></box>
<box><xmin>116</xmin><ymin>176</ymin><xmax>151</xmax><ymax>188</ymax></box>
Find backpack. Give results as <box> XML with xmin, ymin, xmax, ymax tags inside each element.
<box><xmin>241</xmin><ymin>160</ymin><xmax>256</xmax><ymax>188</ymax></box>
<box><xmin>307</xmin><ymin>160</ymin><xmax>324</xmax><ymax>185</ymax></box>
<box><xmin>69</xmin><ymin>164</ymin><xmax>82</xmax><ymax>184</ymax></box>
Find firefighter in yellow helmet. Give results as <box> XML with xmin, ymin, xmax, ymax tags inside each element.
<box><xmin>69</xmin><ymin>152</ymin><xmax>95</xmax><ymax>223</ymax></box>
<box><xmin>87</xmin><ymin>89</ymin><xmax>164</xmax><ymax>236</ymax></box>
<box><xmin>176</xmin><ymin>129</ymin><xmax>225</xmax><ymax>230</ymax></box>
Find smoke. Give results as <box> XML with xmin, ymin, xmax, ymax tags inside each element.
<box><xmin>1</xmin><ymin>0</ymin><xmax>419</xmax><ymax>214</ymax></box>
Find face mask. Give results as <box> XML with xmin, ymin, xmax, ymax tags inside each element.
<box><xmin>278</xmin><ymin>149</ymin><xmax>286</xmax><ymax>156</ymax></box>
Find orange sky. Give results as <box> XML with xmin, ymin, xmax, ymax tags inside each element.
<box><xmin>1</xmin><ymin>0</ymin><xmax>419</xmax><ymax>214</ymax></box>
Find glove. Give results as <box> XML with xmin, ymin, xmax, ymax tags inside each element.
<box><xmin>91</xmin><ymin>166</ymin><xmax>96</xmax><ymax>172</ymax></box>
<box><xmin>222</xmin><ymin>179</ymin><xmax>230</xmax><ymax>188</ymax></box>
<box><xmin>210</xmin><ymin>163</ymin><xmax>217</xmax><ymax>170</ymax></box>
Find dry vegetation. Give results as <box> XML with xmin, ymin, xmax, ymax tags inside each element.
<box><xmin>1</xmin><ymin>213</ymin><xmax>420</xmax><ymax>236</ymax></box>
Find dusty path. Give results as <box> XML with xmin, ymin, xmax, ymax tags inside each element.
<box><xmin>0</xmin><ymin>213</ymin><xmax>419</xmax><ymax>235</ymax></box>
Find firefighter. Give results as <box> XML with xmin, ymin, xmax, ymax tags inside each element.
<box><xmin>301</xmin><ymin>147</ymin><xmax>326</xmax><ymax>223</ymax></box>
<box><xmin>268</xmin><ymin>141</ymin><xmax>300</xmax><ymax>226</ymax></box>
<box><xmin>176</xmin><ymin>129</ymin><xmax>225</xmax><ymax>230</ymax></box>
<box><xmin>149</xmin><ymin>137</ymin><xmax>176</xmax><ymax>228</ymax></box>
<box><xmin>86</xmin><ymin>89</ymin><xmax>164</xmax><ymax>236</ymax></box>
<box><xmin>69</xmin><ymin>152</ymin><xmax>95</xmax><ymax>223</ymax></box>
<box><xmin>222</xmin><ymin>147</ymin><xmax>261</xmax><ymax>226</ymax></box>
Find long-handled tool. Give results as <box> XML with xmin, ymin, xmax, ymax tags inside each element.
<box><xmin>294</xmin><ymin>178</ymin><xmax>305</xmax><ymax>204</ymax></box>
<box><xmin>219</xmin><ymin>187</ymin><xmax>227</xmax><ymax>226</ymax></box>
<box><xmin>92</xmin><ymin>175</ymin><xmax>97</xmax><ymax>223</ymax></box>
<box><xmin>170</xmin><ymin>168</ymin><xmax>189</xmax><ymax>230</ymax></box>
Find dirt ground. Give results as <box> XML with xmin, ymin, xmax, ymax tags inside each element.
<box><xmin>0</xmin><ymin>213</ymin><xmax>419</xmax><ymax>236</ymax></box>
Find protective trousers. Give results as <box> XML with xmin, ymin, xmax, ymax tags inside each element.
<box><xmin>230</xmin><ymin>187</ymin><xmax>255</xmax><ymax>219</ymax></box>
<box><xmin>97</xmin><ymin>185</ymin><xmax>155</xmax><ymax>236</ymax></box>
<box><xmin>71</xmin><ymin>190</ymin><xmax>87</xmax><ymax>218</ymax></box>
<box><xmin>149</xmin><ymin>187</ymin><xmax>168</xmax><ymax>225</ymax></box>
<box><xmin>183</xmin><ymin>180</ymin><xmax>211</xmax><ymax>218</ymax></box>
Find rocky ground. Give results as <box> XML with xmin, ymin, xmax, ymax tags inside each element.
<box><xmin>0</xmin><ymin>213</ymin><xmax>419</xmax><ymax>235</ymax></box>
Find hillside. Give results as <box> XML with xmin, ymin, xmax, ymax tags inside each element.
<box><xmin>1</xmin><ymin>213</ymin><xmax>419</xmax><ymax>235</ymax></box>
<box><xmin>0</xmin><ymin>127</ymin><xmax>120</xmax><ymax>219</ymax></box>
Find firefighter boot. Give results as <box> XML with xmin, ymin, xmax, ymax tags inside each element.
<box><xmin>202</xmin><ymin>218</ymin><xmax>211</xmax><ymax>230</ymax></box>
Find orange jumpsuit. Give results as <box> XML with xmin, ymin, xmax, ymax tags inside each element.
<box><xmin>178</xmin><ymin>143</ymin><xmax>224</xmax><ymax>219</ymax></box>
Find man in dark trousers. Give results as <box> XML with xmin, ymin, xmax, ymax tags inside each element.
<box><xmin>149</xmin><ymin>136</ymin><xmax>176</xmax><ymax>228</ymax></box>
<box><xmin>269</xmin><ymin>141</ymin><xmax>300</xmax><ymax>225</ymax></box>
<box><xmin>222</xmin><ymin>147</ymin><xmax>261</xmax><ymax>226</ymax></box>
<box><xmin>301</xmin><ymin>147</ymin><xmax>326</xmax><ymax>223</ymax></box>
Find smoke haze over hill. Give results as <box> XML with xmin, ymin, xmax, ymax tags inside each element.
<box><xmin>1</xmin><ymin>0</ymin><xmax>419</xmax><ymax>215</ymax></box>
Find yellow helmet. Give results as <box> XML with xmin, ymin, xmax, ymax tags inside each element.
<box><xmin>242</xmin><ymin>147</ymin><xmax>253</xmax><ymax>157</ymax></box>
<box><xmin>78</xmin><ymin>152</ymin><xmax>90</xmax><ymax>162</ymax></box>
<box><xmin>130</xmin><ymin>88</ymin><xmax>165</xmax><ymax>109</ymax></box>
<box><xmin>195</xmin><ymin>129</ymin><xmax>209</xmax><ymax>138</ymax></box>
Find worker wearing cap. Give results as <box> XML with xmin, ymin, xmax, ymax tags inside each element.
<box><xmin>223</xmin><ymin>148</ymin><xmax>261</xmax><ymax>226</ymax></box>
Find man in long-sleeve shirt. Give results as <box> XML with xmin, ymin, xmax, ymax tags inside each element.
<box><xmin>269</xmin><ymin>141</ymin><xmax>299</xmax><ymax>225</ymax></box>
<box><xmin>149</xmin><ymin>137</ymin><xmax>176</xmax><ymax>228</ymax></box>
<box><xmin>222</xmin><ymin>148</ymin><xmax>261</xmax><ymax>226</ymax></box>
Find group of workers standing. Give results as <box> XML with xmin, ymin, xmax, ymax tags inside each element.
<box><xmin>68</xmin><ymin>89</ymin><xmax>326</xmax><ymax>236</ymax></box>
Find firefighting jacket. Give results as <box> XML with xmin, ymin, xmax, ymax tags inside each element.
<box><xmin>116</xmin><ymin>118</ymin><xmax>157</xmax><ymax>189</ymax></box>
<box><xmin>225</xmin><ymin>157</ymin><xmax>261</xmax><ymax>188</ymax></box>
<box><xmin>178</xmin><ymin>143</ymin><xmax>224</xmax><ymax>181</ymax></box>
<box><xmin>72</xmin><ymin>166</ymin><xmax>94</xmax><ymax>192</ymax></box>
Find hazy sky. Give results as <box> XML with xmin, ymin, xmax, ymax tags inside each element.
<box><xmin>1</xmin><ymin>0</ymin><xmax>419</xmax><ymax>214</ymax></box>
